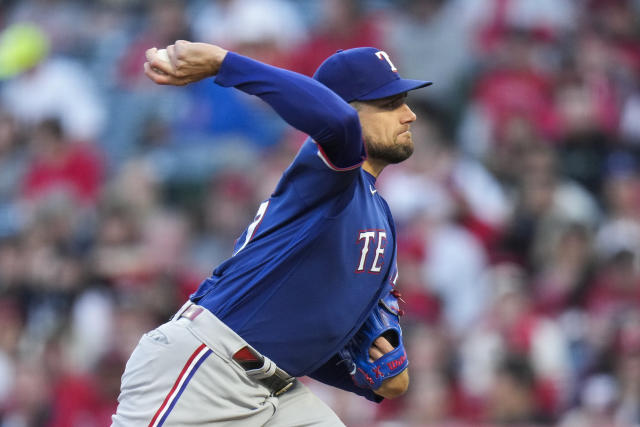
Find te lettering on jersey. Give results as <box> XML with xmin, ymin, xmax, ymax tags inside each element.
<box><xmin>356</xmin><ymin>229</ymin><xmax>387</xmax><ymax>273</ymax></box>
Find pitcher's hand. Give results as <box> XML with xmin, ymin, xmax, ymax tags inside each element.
<box><xmin>144</xmin><ymin>40</ymin><xmax>228</xmax><ymax>86</ymax></box>
<box><xmin>370</xmin><ymin>336</ymin><xmax>409</xmax><ymax>399</ymax></box>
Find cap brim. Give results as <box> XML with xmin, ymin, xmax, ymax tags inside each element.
<box><xmin>356</xmin><ymin>78</ymin><xmax>432</xmax><ymax>101</ymax></box>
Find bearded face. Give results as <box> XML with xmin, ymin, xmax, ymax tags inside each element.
<box><xmin>352</xmin><ymin>93</ymin><xmax>416</xmax><ymax>165</ymax></box>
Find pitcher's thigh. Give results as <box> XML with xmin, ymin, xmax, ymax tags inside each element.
<box><xmin>112</xmin><ymin>321</ymin><xmax>274</xmax><ymax>426</ymax></box>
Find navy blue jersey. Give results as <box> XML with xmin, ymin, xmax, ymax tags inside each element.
<box><xmin>190</xmin><ymin>52</ymin><xmax>399</xmax><ymax>400</ymax></box>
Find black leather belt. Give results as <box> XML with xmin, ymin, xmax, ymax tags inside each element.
<box><xmin>232</xmin><ymin>346</ymin><xmax>296</xmax><ymax>396</ymax></box>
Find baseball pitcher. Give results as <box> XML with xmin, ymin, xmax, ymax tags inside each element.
<box><xmin>112</xmin><ymin>41</ymin><xmax>431</xmax><ymax>426</ymax></box>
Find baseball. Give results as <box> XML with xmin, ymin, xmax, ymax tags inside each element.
<box><xmin>156</xmin><ymin>48</ymin><xmax>170</xmax><ymax>64</ymax></box>
<box><xmin>152</xmin><ymin>48</ymin><xmax>171</xmax><ymax>74</ymax></box>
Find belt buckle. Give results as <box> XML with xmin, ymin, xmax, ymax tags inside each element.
<box><xmin>264</xmin><ymin>366</ymin><xmax>296</xmax><ymax>397</ymax></box>
<box><xmin>274</xmin><ymin>380</ymin><xmax>295</xmax><ymax>396</ymax></box>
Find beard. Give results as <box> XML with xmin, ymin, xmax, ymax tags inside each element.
<box><xmin>364</xmin><ymin>135</ymin><xmax>414</xmax><ymax>164</ymax></box>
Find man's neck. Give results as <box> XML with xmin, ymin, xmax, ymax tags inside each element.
<box><xmin>362</xmin><ymin>159</ymin><xmax>386</xmax><ymax>178</ymax></box>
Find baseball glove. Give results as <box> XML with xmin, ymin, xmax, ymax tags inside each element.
<box><xmin>339</xmin><ymin>283</ymin><xmax>408</xmax><ymax>390</ymax></box>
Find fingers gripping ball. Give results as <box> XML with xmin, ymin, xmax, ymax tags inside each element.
<box><xmin>339</xmin><ymin>283</ymin><xmax>408</xmax><ymax>390</ymax></box>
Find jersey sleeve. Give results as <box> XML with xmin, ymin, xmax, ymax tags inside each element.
<box><xmin>214</xmin><ymin>52</ymin><xmax>366</xmax><ymax>170</ymax></box>
<box><xmin>308</xmin><ymin>354</ymin><xmax>384</xmax><ymax>403</ymax></box>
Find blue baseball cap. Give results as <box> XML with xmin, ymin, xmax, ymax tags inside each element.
<box><xmin>313</xmin><ymin>47</ymin><xmax>432</xmax><ymax>103</ymax></box>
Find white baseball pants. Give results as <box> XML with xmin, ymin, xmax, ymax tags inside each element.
<box><xmin>111</xmin><ymin>302</ymin><xmax>344</xmax><ymax>426</ymax></box>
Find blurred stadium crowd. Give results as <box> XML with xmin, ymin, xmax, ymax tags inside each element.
<box><xmin>0</xmin><ymin>0</ymin><xmax>640</xmax><ymax>425</ymax></box>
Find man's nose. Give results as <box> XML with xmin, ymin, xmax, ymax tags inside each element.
<box><xmin>400</xmin><ymin>104</ymin><xmax>417</xmax><ymax>123</ymax></box>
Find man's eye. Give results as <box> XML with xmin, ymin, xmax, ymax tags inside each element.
<box><xmin>386</xmin><ymin>100</ymin><xmax>401</xmax><ymax>109</ymax></box>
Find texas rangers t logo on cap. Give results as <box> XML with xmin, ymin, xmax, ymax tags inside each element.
<box><xmin>375</xmin><ymin>51</ymin><xmax>397</xmax><ymax>72</ymax></box>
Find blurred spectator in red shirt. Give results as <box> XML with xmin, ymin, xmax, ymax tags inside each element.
<box><xmin>45</xmin><ymin>337</ymin><xmax>123</xmax><ymax>427</ymax></box>
<box><xmin>473</xmin><ymin>28</ymin><xmax>557</xmax><ymax>147</ymax></box>
<box><xmin>21</xmin><ymin>118</ymin><xmax>103</xmax><ymax>206</ymax></box>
